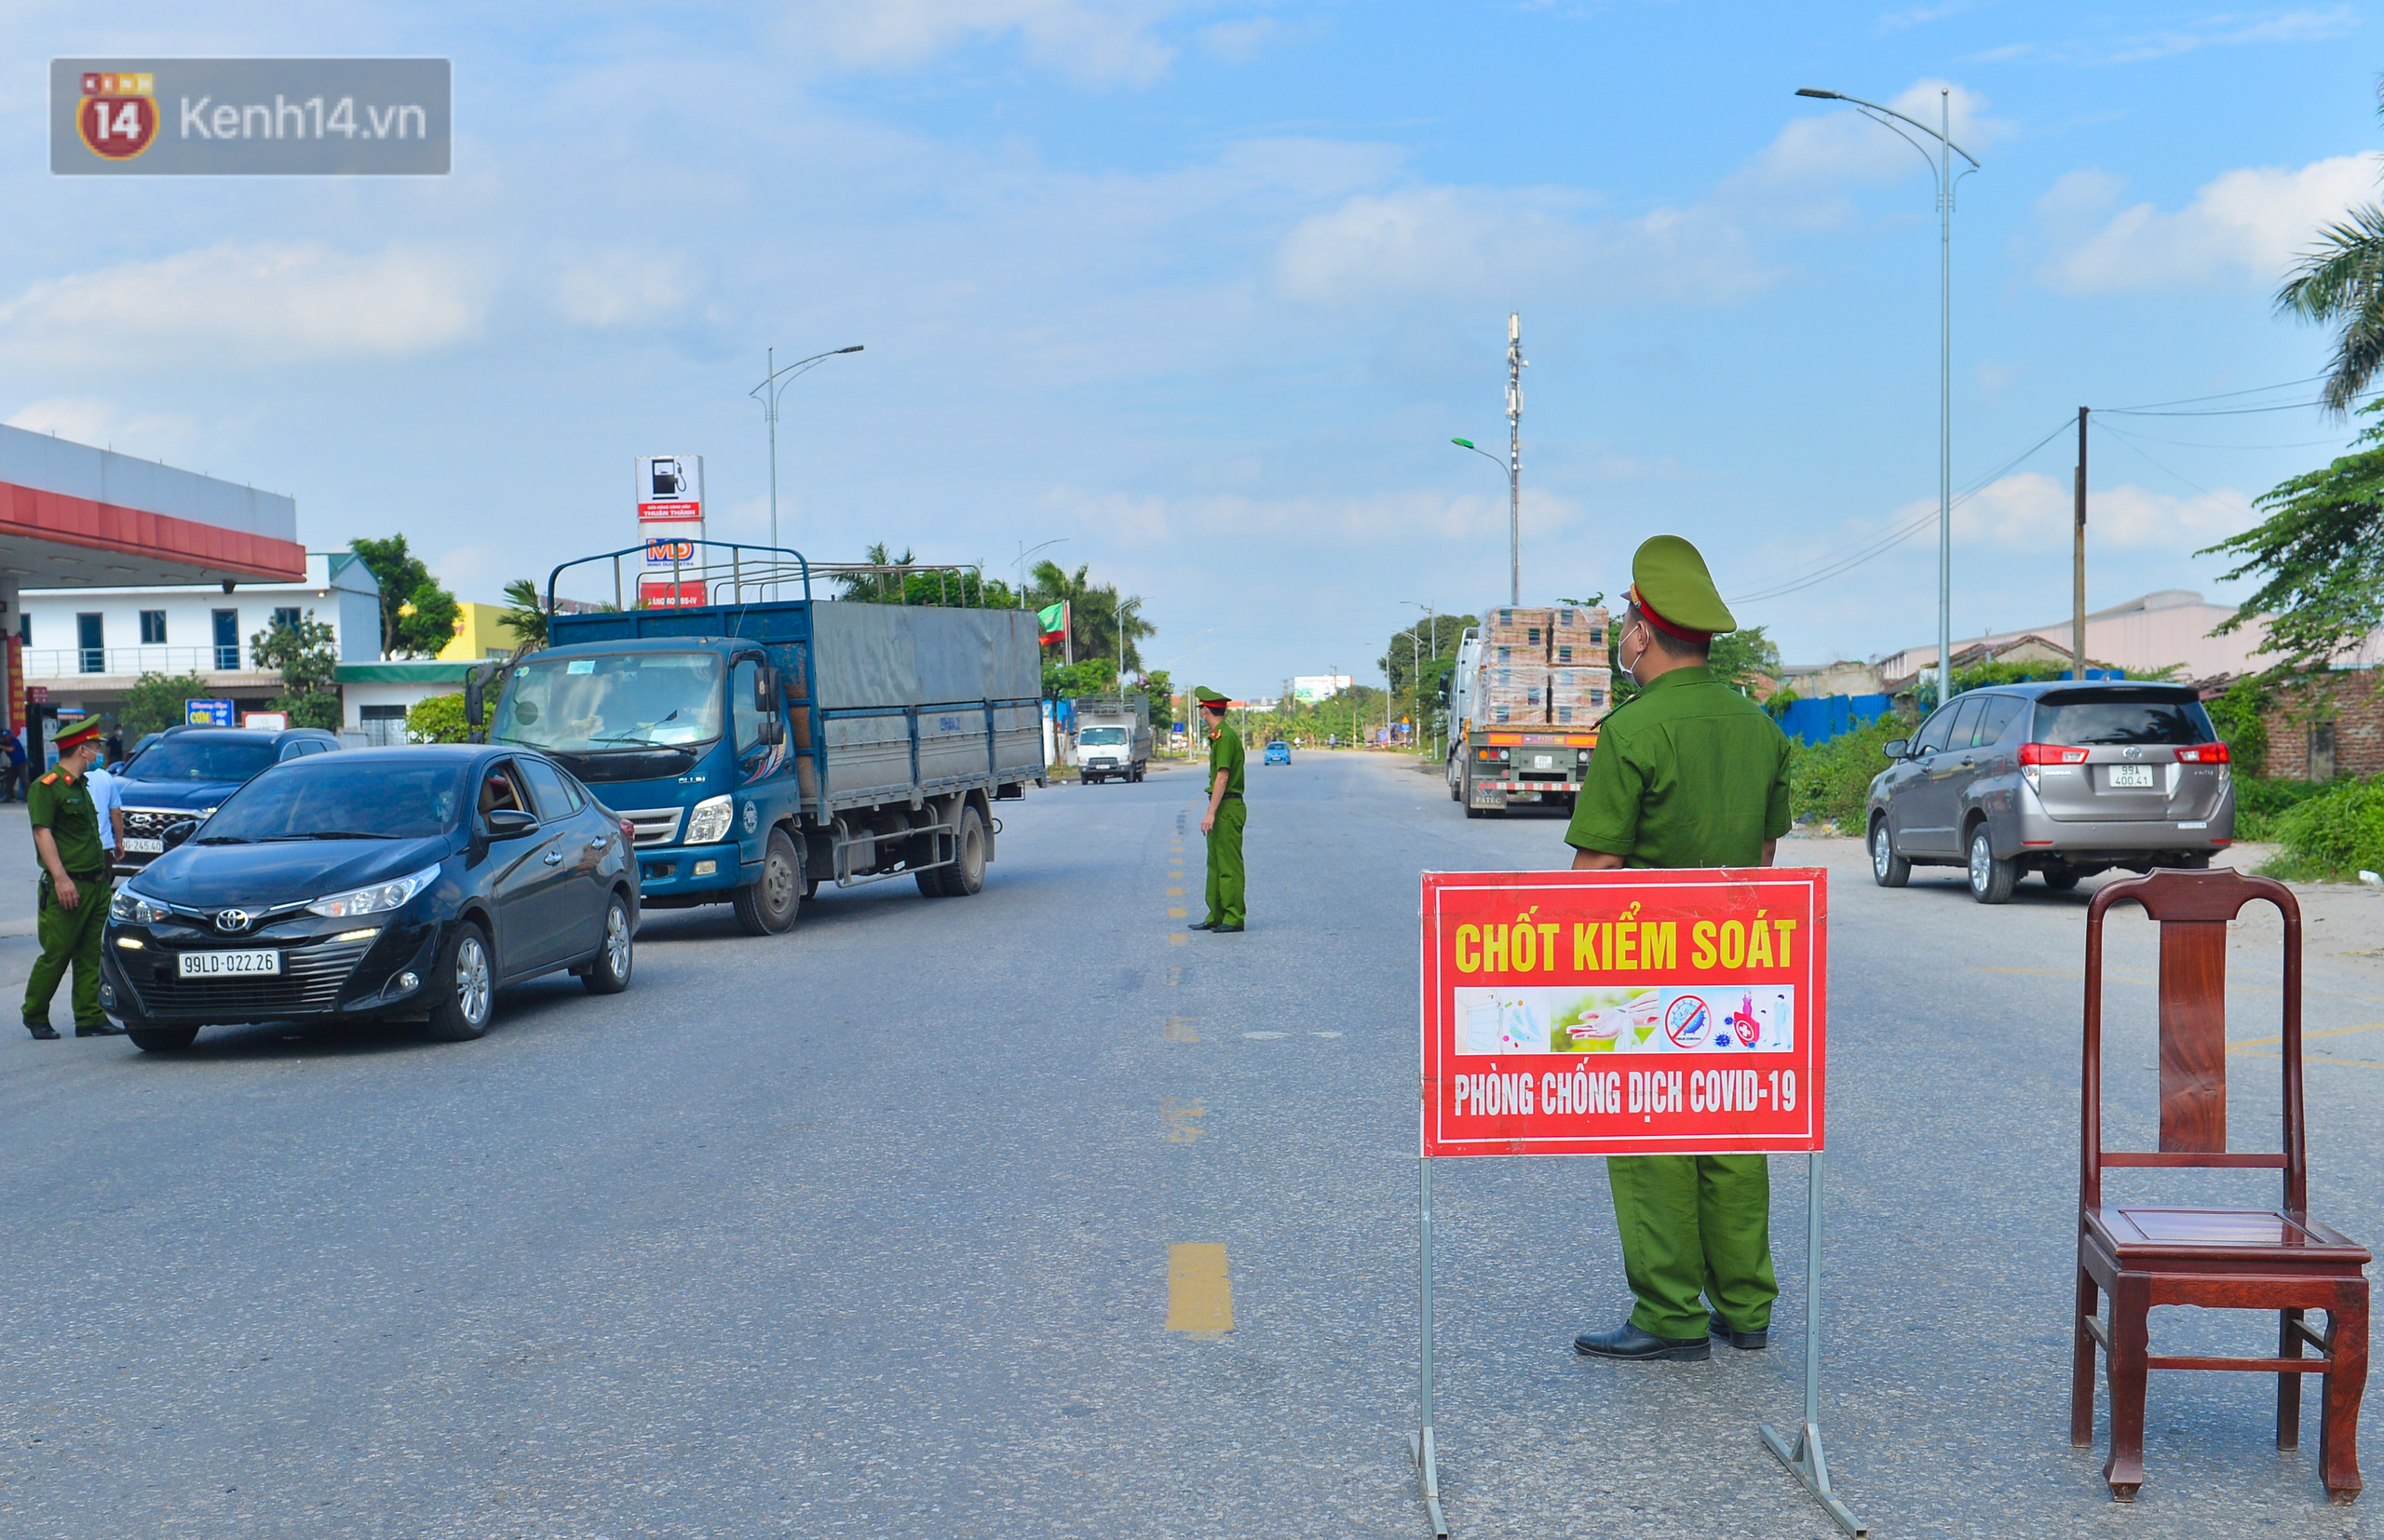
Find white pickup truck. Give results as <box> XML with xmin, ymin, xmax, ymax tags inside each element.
<box><xmin>1073</xmin><ymin>694</ymin><xmax>1151</xmax><ymax>784</ymax></box>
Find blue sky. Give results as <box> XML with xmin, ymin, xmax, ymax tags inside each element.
<box><xmin>3</xmin><ymin>1</ymin><xmax>2379</xmax><ymax>691</ymax></box>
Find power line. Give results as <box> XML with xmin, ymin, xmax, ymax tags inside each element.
<box><xmin>2098</xmin><ymin>374</ymin><xmax>2324</xmax><ymax>412</ymax></box>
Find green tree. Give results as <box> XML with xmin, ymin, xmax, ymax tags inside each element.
<box><xmin>1027</xmin><ymin>561</ymin><xmax>1153</xmax><ymax>669</ymax></box>
<box><xmin>500</xmin><ymin>578</ymin><xmax>550</xmax><ymax>650</ymax></box>
<box><xmin>2205</xmin><ymin>678</ymin><xmax>2273</xmax><ymax>779</ymax></box>
<box><xmin>117</xmin><ymin>670</ymin><xmax>215</xmax><ymax>738</ymax></box>
<box><xmin>2275</xmin><ymin>82</ymin><xmax>2384</xmax><ymax>414</ymax></box>
<box><xmin>2201</xmin><ymin>404</ymin><xmax>2384</xmax><ymax>681</ymax></box>
<box><xmin>349</xmin><ymin>534</ymin><xmax>460</xmax><ymax>657</ymax></box>
<box><xmin>250</xmin><ymin>612</ymin><xmax>343</xmax><ymax>730</ymax></box>
<box><xmin>1707</xmin><ymin>625</ymin><xmax>1783</xmax><ymax>696</ymax></box>
<box><xmin>405</xmin><ymin>692</ymin><xmax>469</xmax><ymax>744</ymax></box>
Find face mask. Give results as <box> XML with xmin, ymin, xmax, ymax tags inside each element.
<box><xmin>1619</xmin><ymin>618</ymin><xmax>1649</xmax><ymax>686</ymax></box>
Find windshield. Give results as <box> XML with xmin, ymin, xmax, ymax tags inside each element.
<box><xmin>1078</xmin><ymin>726</ymin><xmax>1129</xmax><ymax>745</ymax></box>
<box><xmin>200</xmin><ymin>761</ymin><xmax>469</xmax><ymax>842</ymax></box>
<box><xmin>124</xmin><ymin>736</ymin><xmax>278</xmax><ymax>783</ymax></box>
<box><xmin>2032</xmin><ymin>694</ymin><xmax>2217</xmax><ymax>747</ymax></box>
<box><xmin>495</xmin><ymin>652</ymin><xmax>726</xmax><ymax>752</ymax></box>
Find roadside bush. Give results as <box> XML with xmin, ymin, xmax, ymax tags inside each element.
<box><xmin>2204</xmin><ymin>679</ymin><xmax>2271</xmax><ymax>779</ymax></box>
<box><xmin>2231</xmin><ymin>776</ymin><xmax>2330</xmax><ymax>843</ymax></box>
<box><xmin>2269</xmin><ymin>775</ymin><xmax>2384</xmax><ymax>881</ymax></box>
<box><xmin>1787</xmin><ymin>710</ymin><xmax>1916</xmax><ymax>831</ymax></box>
<box><xmin>405</xmin><ymin>692</ymin><xmax>468</xmax><ymax>744</ymax></box>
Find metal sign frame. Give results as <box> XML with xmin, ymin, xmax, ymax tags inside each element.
<box><xmin>1410</xmin><ymin>867</ymin><xmax>1862</xmax><ymax>1537</ymax></box>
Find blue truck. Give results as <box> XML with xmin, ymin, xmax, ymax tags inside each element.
<box><xmin>474</xmin><ymin>545</ymin><xmax>1044</xmax><ymax>933</ymax></box>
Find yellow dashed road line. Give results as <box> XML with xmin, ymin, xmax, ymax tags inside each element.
<box><xmin>1166</xmin><ymin>1017</ymin><xmax>1199</xmax><ymax>1043</ymax></box>
<box><xmin>1166</xmin><ymin>1243</ymin><xmax>1233</xmax><ymax>1336</ymax></box>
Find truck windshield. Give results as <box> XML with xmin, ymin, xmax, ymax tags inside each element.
<box><xmin>124</xmin><ymin>737</ymin><xmax>278</xmax><ymax>782</ymax></box>
<box><xmin>494</xmin><ymin>652</ymin><xmax>726</xmax><ymax>752</ymax></box>
<box><xmin>1078</xmin><ymin>727</ymin><xmax>1129</xmax><ymax>746</ymax></box>
<box><xmin>2031</xmin><ymin>692</ymin><xmax>2217</xmax><ymax>747</ymax></box>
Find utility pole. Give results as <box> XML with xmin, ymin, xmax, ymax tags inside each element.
<box><xmin>1507</xmin><ymin>312</ymin><xmax>1525</xmax><ymax>607</ymax></box>
<box><xmin>2073</xmin><ymin>407</ymin><xmax>2089</xmax><ymax>682</ymax></box>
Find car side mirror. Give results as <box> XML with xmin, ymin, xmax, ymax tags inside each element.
<box><xmin>1880</xmin><ymin>738</ymin><xmax>1909</xmax><ymax>761</ymax></box>
<box><xmin>162</xmin><ymin>818</ymin><xmax>200</xmax><ymax>851</ymax></box>
<box><xmin>485</xmin><ymin>808</ymin><xmax>539</xmax><ymax>838</ymax></box>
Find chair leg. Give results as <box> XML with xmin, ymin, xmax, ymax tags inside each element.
<box><xmin>2104</xmin><ymin>1276</ymin><xmax>2150</xmax><ymax>1502</ymax></box>
<box><xmin>2319</xmin><ymin>1293</ymin><xmax>2367</xmax><ymax>1506</ymax></box>
<box><xmin>2281</xmin><ymin>1307</ymin><xmax>2305</xmax><ymax>1452</ymax></box>
<box><xmin>2071</xmin><ymin>1264</ymin><xmax>2100</xmax><ymax>1447</ymax></box>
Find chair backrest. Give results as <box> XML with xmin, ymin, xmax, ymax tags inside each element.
<box><xmin>2080</xmin><ymin>867</ymin><xmax>2305</xmax><ymax>1216</ymax></box>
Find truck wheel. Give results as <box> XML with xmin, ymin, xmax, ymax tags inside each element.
<box><xmin>129</xmin><ymin>1024</ymin><xmax>199</xmax><ymax>1052</ymax></box>
<box><xmin>733</xmin><ymin>828</ymin><xmax>803</xmax><ymax>936</ymax></box>
<box><xmin>423</xmin><ymin>922</ymin><xmax>495</xmax><ymax>1043</ymax></box>
<box><xmin>922</xmin><ymin>804</ymin><xmax>988</xmax><ymax>897</ymax></box>
<box><xmin>1448</xmin><ymin>757</ymin><xmax>1460</xmax><ymax>802</ymax></box>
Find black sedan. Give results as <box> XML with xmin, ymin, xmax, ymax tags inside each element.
<box><xmin>103</xmin><ymin>746</ymin><xmax>638</xmax><ymax>1051</ymax></box>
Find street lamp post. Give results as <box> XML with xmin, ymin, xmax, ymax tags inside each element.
<box><xmin>1450</xmin><ymin>437</ymin><xmax>1516</xmax><ymax>606</ymax></box>
<box><xmin>1795</xmin><ymin>87</ymin><xmax>1978</xmax><ymax>712</ymax></box>
<box><xmin>750</xmin><ymin>344</ymin><xmax>864</xmax><ymax>591</ymax></box>
<box><xmin>1015</xmin><ymin>538</ymin><xmax>1066</xmax><ymax>609</ymax></box>
<box><xmin>1403</xmin><ymin>600</ymin><xmax>1436</xmax><ymax>760</ymax></box>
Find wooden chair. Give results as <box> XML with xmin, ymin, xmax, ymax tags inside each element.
<box><xmin>2072</xmin><ymin>867</ymin><xmax>2369</xmax><ymax>1505</ymax></box>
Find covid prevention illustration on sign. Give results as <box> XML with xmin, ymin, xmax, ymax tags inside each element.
<box><xmin>1421</xmin><ymin>868</ymin><xmax>1826</xmax><ymax>1157</ymax></box>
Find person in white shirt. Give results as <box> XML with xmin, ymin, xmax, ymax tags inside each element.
<box><xmin>83</xmin><ymin>759</ymin><xmax>126</xmax><ymax>866</ymax></box>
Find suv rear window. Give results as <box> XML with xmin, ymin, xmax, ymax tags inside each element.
<box><xmin>2030</xmin><ymin>692</ymin><xmax>2217</xmax><ymax>747</ymax></box>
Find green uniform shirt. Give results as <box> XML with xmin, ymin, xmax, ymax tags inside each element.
<box><xmin>1207</xmin><ymin>723</ymin><xmax>1246</xmax><ymax>797</ymax></box>
<box><xmin>1564</xmin><ymin>665</ymin><xmax>1792</xmax><ymax>868</ymax></box>
<box><xmin>28</xmin><ymin>768</ymin><xmax>108</xmax><ymax>876</ymax></box>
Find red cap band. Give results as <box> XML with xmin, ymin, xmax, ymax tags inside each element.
<box><xmin>1628</xmin><ymin>588</ymin><xmax>1712</xmax><ymax>644</ymax></box>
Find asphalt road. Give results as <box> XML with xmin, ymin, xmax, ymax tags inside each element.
<box><xmin>1</xmin><ymin>754</ymin><xmax>2379</xmax><ymax>1538</ymax></box>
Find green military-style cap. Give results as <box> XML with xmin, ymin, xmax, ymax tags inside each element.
<box><xmin>1627</xmin><ymin>534</ymin><xmax>1737</xmax><ymax>641</ymax></box>
<box><xmin>1193</xmin><ymin>686</ymin><xmax>1230</xmax><ymax>705</ymax></box>
<box><xmin>52</xmin><ymin>718</ymin><xmax>106</xmax><ymax>752</ymax></box>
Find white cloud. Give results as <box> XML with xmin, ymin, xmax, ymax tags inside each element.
<box><xmin>778</xmin><ymin>0</ymin><xmax>1183</xmax><ymax>86</ymax></box>
<box><xmin>1274</xmin><ymin>186</ymin><xmax>1770</xmax><ymax>307</ymax></box>
<box><xmin>1947</xmin><ymin>472</ymin><xmax>2256</xmax><ymax>549</ymax></box>
<box><xmin>4</xmin><ymin>397</ymin><xmax>201</xmax><ymax>460</ymax></box>
<box><xmin>1199</xmin><ymin>17</ymin><xmax>1278</xmax><ymax>60</ymax></box>
<box><xmin>1041</xmin><ymin>483</ymin><xmax>1581</xmax><ymax>547</ymax></box>
<box><xmin>2035</xmin><ymin>154</ymin><xmax>2383</xmax><ymax>292</ymax></box>
<box><xmin>2105</xmin><ymin>7</ymin><xmax>2355</xmax><ymax>62</ymax></box>
<box><xmin>552</xmin><ymin>251</ymin><xmax>688</xmax><ymax>328</ymax></box>
<box><xmin>0</xmin><ymin>241</ymin><xmax>486</xmax><ymax>364</ymax></box>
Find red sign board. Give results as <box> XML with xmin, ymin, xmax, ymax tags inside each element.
<box><xmin>637</xmin><ymin>577</ymin><xmax>707</xmax><ymax>609</ymax></box>
<box><xmin>1421</xmin><ymin>868</ymin><xmax>1826</xmax><ymax>1157</ymax></box>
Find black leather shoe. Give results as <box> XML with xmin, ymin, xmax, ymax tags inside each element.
<box><xmin>1214</xmin><ymin>924</ymin><xmax>1244</xmax><ymax>933</ymax></box>
<box><xmin>1709</xmin><ymin>1313</ymin><xmax>1768</xmax><ymax>1350</ymax></box>
<box><xmin>1187</xmin><ymin>920</ymin><xmax>1219</xmax><ymax>931</ymax></box>
<box><xmin>1573</xmin><ymin>1323</ymin><xmax>1710</xmax><ymax>1361</ymax></box>
<box><xmin>24</xmin><ymin>1020</ymin><xmax>59</xmax><ymax>1041</ymax></box>
<box><xmin>75</xmin><ymin>1022</ymin><xmax>128</xmax><ymax>1037</ymax></box>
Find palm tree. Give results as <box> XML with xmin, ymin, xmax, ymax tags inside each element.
<box><xmin>500</xmin><ymin>577</ymin><xmax>550</xmax><ymax>649</ymax></box>
<box><xmin>2277</xmin><ymin>84</ymin><xmax>2384</xmax><ymax>414</ymax></box>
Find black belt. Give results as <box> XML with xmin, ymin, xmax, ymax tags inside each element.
<box><xmin>1220</xmin><ymin>792</ymin><xmax>1243</xmax><ymax>800</ymax></box>
<box><xmin>66</xmin><ymin>870</ymin><xmax>106</xmax><ymax>882</ymax></box>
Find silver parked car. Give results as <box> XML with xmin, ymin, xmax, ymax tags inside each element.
<box><xmin>1864</xmin><ymin>682</ymin><xmax>2235</xmax><ymax>903</ymax></box>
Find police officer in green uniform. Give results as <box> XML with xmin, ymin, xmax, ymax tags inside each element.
<box><xmin>1186</xmin><ymin>687</ymin><xmax>1247</xmax><ymax>934</ymax></box>
<box><xmin>23</xmin><ymin>718</ymin><xmax>124</xmax><ymax>1041</ymax></box>
<box><xmin>1567</xmin><ymin>535</ymin><xmax>1793</xmax><ymax>1363</ymax></box>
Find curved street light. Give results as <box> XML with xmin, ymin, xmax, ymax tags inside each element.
<box><xmin>1794</xmin><ymin>87</ymin><xmax>1979</xmax><ymax>709</ymax></box>
<box><xmin>750</xmin><ymin>344</ymin><xmax>864</xmax><ymax>590</ymax></box>
<box><xmin>1015</xmin><ymin>537</ymin><xmax>1067</xmax><ymax>611</ymax></box>
<box><xmin>1449</xmin><ymin>437</ymin><xmax>1518</xmax><ymax>604</ymax></box>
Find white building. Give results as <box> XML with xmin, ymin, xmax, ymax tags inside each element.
<box><xmin>20</xmin><ymin>551</ymin><xmax>382</xmax><ymax>714</ymax></box>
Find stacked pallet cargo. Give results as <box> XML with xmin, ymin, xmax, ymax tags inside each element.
<box><xmin>1547</xmin><ymin>605</ymin><xmax>1613</xmax><ymax>727</ymax></box>
<box><xmin>1476</xmin><ymin>607</ymin><xmax>1551</xmax><ymax>724</ymax></box>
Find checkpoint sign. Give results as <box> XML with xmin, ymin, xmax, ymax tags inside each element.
<box><xmin>1421</xmin><ymin>868</ymin><xmax>1826</xmax><ymax>1157</ymax></box>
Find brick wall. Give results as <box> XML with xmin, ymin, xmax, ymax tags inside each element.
<box><xmin>2260</xmin><ymin>669</ymin><xmax>2384</xmax><ymax>779</ymax></box>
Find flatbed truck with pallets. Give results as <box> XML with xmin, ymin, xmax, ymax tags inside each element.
<box><xmin>476</xmin><ymin>542</ymin><xmax>1044</xmax><ymax>933</ymax></box>
<box><xmin>1444</xmin><ymin>617</ymin><xmax>1607</xmax><ymax>817</ymax></box>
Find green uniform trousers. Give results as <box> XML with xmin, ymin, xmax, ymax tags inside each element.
<box><xmin>1202</xmin><ymin>797</ymin><xmax>1246</xmax><ymax>927</ymax></box>
<box><xmin>1607</xmin><ymin>1153</ymin><xmax>1777</xmax><ymax>1341</ymax></box>
<box><xmin>25</xmin><ymin>875</ymin><xmax>112</xmax><ymax>1029</ymax></box>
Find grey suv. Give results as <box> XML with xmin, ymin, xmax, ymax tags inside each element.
<box><xmin>1864</xmin><ymin>682</ymin><xmax>2235</xmax><ymax>903</ymax></box>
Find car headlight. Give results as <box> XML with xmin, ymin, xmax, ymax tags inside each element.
<box><xmin>109</xmin><ymin>889</ymin><xmax>169</xmax><ymax>925</ymax></box>
<box><xmin>305</xmin><ymin>862</ymin><xmax>442</xmax><ymax>920</ymax></box>
<box><xmin>685</xmin><ymin>793</ymin><xmax>734</xmax><ymax>844</ymax></box>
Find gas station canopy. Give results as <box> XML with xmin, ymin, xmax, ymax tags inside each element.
<box><xmin>0</xmin><ymin>423</ymin><xmax>305</xmax><ymax>588</ymax></box>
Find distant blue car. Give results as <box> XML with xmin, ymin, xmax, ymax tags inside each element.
<box><xmin>1263</xmin><ymin>740</ymin><xmax>1291</xmax><ymax>765</ymax></box>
